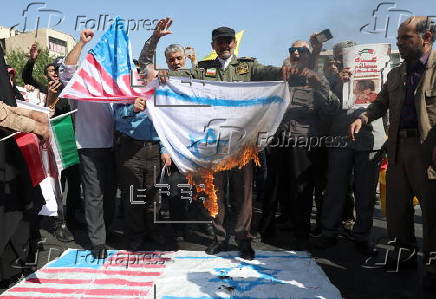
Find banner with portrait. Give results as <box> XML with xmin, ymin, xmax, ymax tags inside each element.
<box><xmin>342</xmin><ymin>43</ymin><xmax>392</xmax><ymax>109</ymax></box>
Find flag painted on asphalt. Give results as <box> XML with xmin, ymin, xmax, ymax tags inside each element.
<box><xmin>0</xmin><ymin>250</ymin><xmax>170</xmax><ymax>298</ymax></box>
<box><xmin>0</xmin><ymin>250</ymin><xmax>341</xmax><ymax>298</ymax></box>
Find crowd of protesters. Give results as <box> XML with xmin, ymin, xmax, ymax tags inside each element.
<box><xmin>0</xmin><ymin>15</ymin><xmax>435</xmax><ymax>293</ymax></box>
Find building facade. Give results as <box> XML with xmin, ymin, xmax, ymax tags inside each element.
<box><xmin>1</xmin><ymin>27</ymin><xmax>75</xmax><ymax>58</ymax></box>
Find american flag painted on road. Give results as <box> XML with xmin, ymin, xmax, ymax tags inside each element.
<box><xmin>1</xmin><ymin>250</ymin><xmax>341</xmax><ymax>299</ymax></box>
<box><xmin>0</xmin><ymin>250</ymin><xmax>171</xmax><ymax>298</ymax></box>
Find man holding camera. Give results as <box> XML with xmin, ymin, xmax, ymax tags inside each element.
<box><xmin>260</xmin><ymin>39</ymin><xmax>340</xmax><ymax>249</ymax></box>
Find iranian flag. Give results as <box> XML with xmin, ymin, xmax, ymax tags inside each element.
<box><xmin>14</xmin><ymin>101</ymin><xmax>79</xmax><ymax>179</ymax></box>
<box><xmin>50</xmin><ymin>111</ymin><xmax>79</xmax><ymax>171</ymax></box>
<box><xmin>12</xmin><ymin>101</ymin><xmax>79</xmax><ymax>216</ymax></box>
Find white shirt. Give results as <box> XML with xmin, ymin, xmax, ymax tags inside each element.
<box><xmin>59</xmin><ymin>64</ymin><xmax>114</xmax><ymax>149</ymax></box>
<box><xmin>218</xmin><ymin>55</ymin><xmax>233</xmax><ymax>69</ymax></box>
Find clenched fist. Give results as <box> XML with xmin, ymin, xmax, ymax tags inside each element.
<box><xmin>133</xmin><ymin>97</ymin><xmax>146</xmax><ymax>113</ymax></box>
<box><xmin>80</xmin><ymin>29</ymin><xmax>94</xmax><ymax>44</ymax></box>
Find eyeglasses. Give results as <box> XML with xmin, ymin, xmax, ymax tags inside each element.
<box><xmin>288</xmin><ymin>47</ymin><xmax>310</xmax><ymax>55</ymax></box>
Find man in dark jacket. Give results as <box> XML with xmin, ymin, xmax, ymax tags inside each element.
<box><xmin>259</xmin><ymin>40</ymin><xmax>340</xmax><ymax>249</ymax></box>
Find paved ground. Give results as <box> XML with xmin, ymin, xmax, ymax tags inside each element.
<box><xmin>1</xmin><ymin>199</ymin><xmax>434</xmax><ymax>299</ymax></box>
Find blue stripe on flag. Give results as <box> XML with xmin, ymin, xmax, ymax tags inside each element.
<box><xmin>155</xmin><ymin>88</ymin><xmax>283</xmax><ymax>107</ymax></box>
<box><xmin>89</xmin><ymin>16</ymin><xmax>132</xmax><ymax>79</ymax></box>
<box><xmin>48</xmin><ymin>250</ymin><xmax>117</xmax><ymax>269</ymax></box>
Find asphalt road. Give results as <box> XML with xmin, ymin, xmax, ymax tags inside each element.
<box><xmin>1</xmin><ymin>199</ymin><xmax>434</xmax><ymax>299</ymax></box>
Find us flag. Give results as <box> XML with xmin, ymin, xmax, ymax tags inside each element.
<box><xmin>0</xmin><ymin>249</ymin><xmax>171</xmax><ymax>298</ymax></box>
<box><xmin>59</xmin><ymin>16</ymin><xmax>154</xmax><ymax>103</ymax></box>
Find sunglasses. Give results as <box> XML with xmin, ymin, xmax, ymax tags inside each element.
<box><xmin>288</xmin><ymin>47</ymin><xmax>310</xmax><ymax>55</ymax></box>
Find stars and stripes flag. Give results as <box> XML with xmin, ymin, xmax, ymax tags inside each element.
<box><xmin>0</xmin><ymin>250</ymin><xmax>342</xmax><ymax>298</ymax></box>
<box><xmin>59</xmin><ymin>16</ymin><xmax>153</xmax><ymax>103</ymax></box>
<box><xmin>0</xmin><ymin>250</ymin><xmax>171</xmax><ymax>298</ymax></box>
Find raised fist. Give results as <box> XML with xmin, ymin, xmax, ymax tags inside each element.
<box><xmin>29</xmin><ymin>43</ymin><xmax>41</xmax><ymax>60</ymax></box>
<box><xmin>80</xmin><ymin>29</ymin><xmax>94</xmax><ymax>44</ymax></box>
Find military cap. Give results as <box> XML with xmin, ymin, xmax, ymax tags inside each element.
<box><xmin>212</xmin><ymin>27</ymin><xmax>235</xmax><ymax>41</ymax></box>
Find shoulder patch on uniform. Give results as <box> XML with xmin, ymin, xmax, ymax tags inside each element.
<box><xmin>237</xmin><ymin>56</ymin><xmax>256</xmax><ymax>62</ymax></box>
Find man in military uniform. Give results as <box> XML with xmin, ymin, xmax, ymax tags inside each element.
<box><xmin>166</xmin><ymin>26</ymin><xmax>291</xmax><ymax>260</ymax></box>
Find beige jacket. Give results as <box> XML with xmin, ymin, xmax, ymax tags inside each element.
<box><xmin>0</xmin><ymin>101</ymin><xmax>38</xmax><ymax>134</ymax></box>
<box><xmin>361</xmin><ymin>50</ymin><xmax>436</xmax><ymax>179</ymax></box>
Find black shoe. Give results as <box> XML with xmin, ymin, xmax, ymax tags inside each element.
<box><xmin>238</xmin><ymin>240</ymin><xmax>255</xmax><ymax>260</ymax></box>
<box><xmin>313</xmin><ymin>236</ymin><xmax>337</xmax><ymax>249</ymax></box>
<box><xmin>202</xmin><ymin>224</ymin><xmax>215</xmax><ymax>238</ymax></box>
<box><xmin>54</xmin><ymin>223</ymin><xmax>74</xmax><ymax>243</ymax></box>
<box><xmin>182</xmin><ymin>228</ymin><xmax>196</xmax><ymax>242</ymax></box>
<box><xmin>36</xmin><ymin>239</ymin><xmax>45</xmax><ymax>251</ymax></box>
<box><xmin>355</xmin><ymin>240</ymin><xmax>378</xmax><ymax>257</ymax></box>
<box><xmin>423</xmin><ymin>271</ymin><xmax>436</xmax><ymax>291</ymax></box>
<box><xmin>30</xmin><ymin>238</ymin><xmax>45</xmax><ymax>251</ymax></box>
<box><xmin>309</xmin><ymin>226</ymin><xmax>322</xmax><ymax>238</ymax></box>
<box><xmin>127</xmin><ymin>239</ymin><xmax>143</xmax><ymax>251</ymax></box>
<box><xmin>260</xmin><ymin>227</ymin><xmax>276</xmax><ymax>243</ymax></box>
<box><xmin>150</xmin><ymin>232</ymin><xmax>169</xmax><ymax>246</ymax></box>
<box><xmin>91</xmin><ymin>244</ymin><xmax>107</xmax><ymax>259</ymax></box>
<box><xmin>205</xmin><ymin>241</ymin><xmax>228</xmax><ymax>255</ymax></box>
<box><xmin>276</xmin><ymin>220</ymin><xmax>296</xmax><ymax>231</ymax></box>
<box><xmin>275</xmin><ymin>215</ymin><xmax>289</xmax><ymax>224</ymax></box>
<box><xmin>339</xmin><ymin>229</ymin><xmax>356</xmax><ymax>242</ymax></box>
